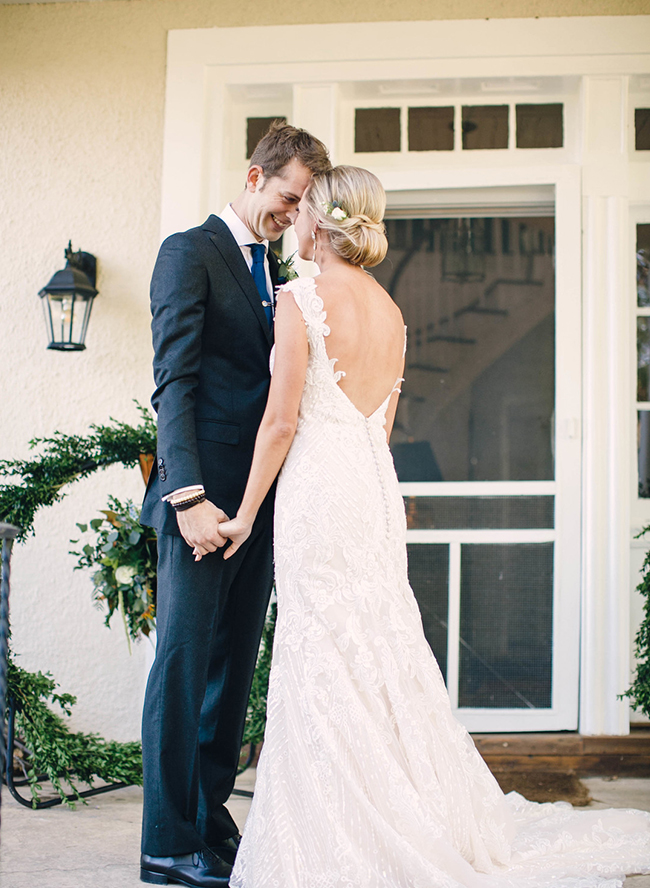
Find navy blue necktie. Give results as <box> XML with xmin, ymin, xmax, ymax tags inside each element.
<box><xmin>249</xmin><ymin>243</ymin><xmax>273</xmax><ymax>329</ymax></box>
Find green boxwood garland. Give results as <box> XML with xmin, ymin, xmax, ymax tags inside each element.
<box><xmin>8</xmin><ymin>656</ymin><xmax>144</xmax><ymax>807</ymax></box>
<box><xmin>0</xmin><ymin>403</ymin><xmax>156</xmax><ymax>540</ymax></box>
<box><xmin>621</xmin><ymin>526</ymin><xmax>650</xmax><ymax>718</ymax></box>
<box><xmin>1</xmin><ymin>407</ymin><xmax>274</xmax><ymax>805</ymax></box>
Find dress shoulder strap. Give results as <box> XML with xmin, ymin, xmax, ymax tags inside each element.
<box><xmin>278</xmin><ymin>278</ymin><xmax>328</xmax><ymax>335</ymax></box>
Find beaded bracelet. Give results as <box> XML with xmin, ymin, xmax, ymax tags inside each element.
<box><xmin>171</xmin><ymin>492</ymin><xmax>207</xmax><ymax>512</ymax></box>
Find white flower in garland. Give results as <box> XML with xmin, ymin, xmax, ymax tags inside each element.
<box><xmin>331</xmin><ymin>207</ymin><xmax>347</xmax><ymax>222</ymax></box>
<box><xmin>115</xmin><ymin>565</ymin><xmax>137</xmax><ymax>586</ymax></box>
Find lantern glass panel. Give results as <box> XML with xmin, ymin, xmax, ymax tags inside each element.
<box><xmin>41</xmin><ymin>291</ymin><xmax>55</xmax><ymax>346</ymax></box>
<box><xmin>43</xmin><ymin>291</ymin><xmax>92</xmax><ymax>350</ymax></box>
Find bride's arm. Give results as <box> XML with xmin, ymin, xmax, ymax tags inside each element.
<box><xmin>216</xmin><ymin>292</ymin><xmax>308</xmax><ymax>561</ymax></box>
<box><xmin>384</xmin><ymin>391</ymin><xmax>400</xmax><ymax>440</ymax></box>
<box><xmin>383</xmin><ymin>356</ymin><xmax>405</xmax><ymax>440</ymax></box>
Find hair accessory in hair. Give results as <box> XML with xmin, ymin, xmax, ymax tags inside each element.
<box><xmin>321</xmin><ymin>200</ymin><xmax>349</xmax><ymax>222</ymax></box>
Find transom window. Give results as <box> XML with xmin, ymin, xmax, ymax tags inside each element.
<box><xmin>353</xmin><ymin>103</ymin><xmax>564</xmax><ymax>153</ymax></box>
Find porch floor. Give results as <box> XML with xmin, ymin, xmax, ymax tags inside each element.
<box><xmin>1</xmin><ymin>768</ymin><xmax>649</xmax><ymax>888</ymax></box>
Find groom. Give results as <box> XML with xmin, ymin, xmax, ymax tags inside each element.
<box><xmin>139</xmin><ymin>122</ymin><xmax>331</xmax><ymax>887</ymax></box>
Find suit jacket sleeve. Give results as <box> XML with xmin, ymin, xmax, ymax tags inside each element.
<box><xmin>149</xmin><ymin>232</ymin><xmax>207</xmax><ymax>496</ymax></box>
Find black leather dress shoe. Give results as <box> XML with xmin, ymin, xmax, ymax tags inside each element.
<box><xmin>209</xmin><ymin>833</ymin><xmax>241</xmax><ymax>866</ymax></box>
<box><xmin>140</xmin><ymin>849</ymin><xmax>232</xmax><ymax>886</ymax></box>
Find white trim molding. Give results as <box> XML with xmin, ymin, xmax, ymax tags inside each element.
<box><xmin>161</xmin><ymin>16</ymin><xmax>650</xmax><ymax>733</ymax></box>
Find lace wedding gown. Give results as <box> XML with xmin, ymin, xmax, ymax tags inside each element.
<box><xmin>230</xmin><ymin>278</ymin><xmax>650</xmax><ymax>888</ymax></box>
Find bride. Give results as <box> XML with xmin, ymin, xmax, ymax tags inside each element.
<box><xmin>216</xmin><ymin>165</ymin><xmax>650</xmax><ymax>888</ymax></box>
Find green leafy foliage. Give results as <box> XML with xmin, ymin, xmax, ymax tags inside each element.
<box><xmin>621</xmin><ymin>526</ymin><xmax>650</xmax><ymax>717</ymax></box>
<box><xmin>0</xmin><ymin>403</ymin><xmax>156</xmax><ymax>540</ymax></box>
<box><xmin>2</xmin><ymin>406</ymin><xmax>278</xmax><ymax>805</ymax></box>
<box><xmin>243</xmin><ymin>599</ymin><xmax>276</xmax><ymax>747</ymax></box>
<box><xmin>7</xmin><ymin>656</ymin><xmax>143</xmax><ymax>807</ymax></box>
<box><xmin>71</xmin><ymin>497</ymin><xmax>157</xmax><ymax>650</ymax></box>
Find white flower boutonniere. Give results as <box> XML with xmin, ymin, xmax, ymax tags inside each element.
<box><xmin>274</xmin><ymin>250</ymin><xmax>299</xmax><ymax>283</ymax></box>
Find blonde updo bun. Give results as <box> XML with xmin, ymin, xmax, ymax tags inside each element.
<box><xmin>305</xmin><ymin>166</ymin><xmax>388</xmax><ymax>268</ymax></box>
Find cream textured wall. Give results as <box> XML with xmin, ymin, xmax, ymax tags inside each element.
<box><xmin>1</xmin><ymin>1</ymin><xmax>648</xmax><ymax>743</ymax></box>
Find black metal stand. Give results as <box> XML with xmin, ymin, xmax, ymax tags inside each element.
<box><xmin>0</xmin><ymin>516</ymin><xmax>255</xmax><ymax>810</ymax></box>
<box><xmin>5</xmin><ymin>699</ymin><xmax>253</xmax><ymax>806</ymax></box>
<box><xmin>232</xmin><ymin>743</ymin><xmax>257</xmax><ymax>798</ymax></box>
<box><xmin>0</xmin><ymin>523</ymin><xmax>19</xmax><ymax>831</ymax></box>
<box><xmin>4</xmin><ymin>697</ymin><xmax>130</xmax><ymax>809</ymax></box>
<box><xmin>0</xmin><ymin>521</ymin><xmax>131</xmax><ymax>810</ymax></box>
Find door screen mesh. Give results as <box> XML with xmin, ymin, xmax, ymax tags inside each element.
<box><xmin>458</xmin><ymin>543</ymin><xmax>553</xmax><ymax>708</ymax></box>
<box><xmin>404</xmin><ymin>496</ymin><xmax>554</xmax><ymax>529</ymax></box>
<box><xmin>406</xmin><ymin>544</ymin><xmax>449</xmax><ymax>679</ymax></box>
<box><xmin>375</xmin><ymin>217</ymin><xmax>555</xmax><ymax>484</ymax></box>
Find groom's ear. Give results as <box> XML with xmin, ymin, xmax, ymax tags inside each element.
<box><xmin>246</xmin><ymin>165</ymin><xmax>265</xmax><ymax>192</ymax></box>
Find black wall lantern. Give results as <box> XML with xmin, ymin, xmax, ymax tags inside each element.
<box><xmin>39</xmin><ymin>241</ymin><xmax>98</xmax><ymax>351</ymax></box>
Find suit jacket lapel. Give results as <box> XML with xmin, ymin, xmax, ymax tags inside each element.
<box><xmin>203</xmin><ymin>215</ymin><xmax>273</xmax><ymax>347</ymax></box>
<box><xmin>268</xmin><ymin>248</ymin><xmax>280</xmax><ymax>290</ymax></box>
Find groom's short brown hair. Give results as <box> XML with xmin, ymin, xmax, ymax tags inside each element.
<box><xmin>250</xmin><ymin>121</ymin><xmax>331</xmax><ymax>181</ymax></box>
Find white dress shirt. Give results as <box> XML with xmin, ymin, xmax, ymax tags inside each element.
<box><xmin>219</xmin><ymin>203</ymin><xmax>273</xmax><ymax>299</ymax></box>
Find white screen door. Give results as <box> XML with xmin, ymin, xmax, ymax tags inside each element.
<box><xmin>374</xmin><ymin>194</ymin><xmax>581</xmax><ymax>732</ymax></box>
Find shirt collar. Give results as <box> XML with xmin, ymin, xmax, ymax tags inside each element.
<box><xmin>220</xmin><ymin>204</ymin><xmax>269</xmax><ymax>252</ymax></box>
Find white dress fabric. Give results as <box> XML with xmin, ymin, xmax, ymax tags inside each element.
<box><xmin>230</xmin><ymin>277</ymin><xmax>650</xmax><ymax>888</ymax></box>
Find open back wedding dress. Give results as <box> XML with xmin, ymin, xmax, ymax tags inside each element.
<box><xmin>230</xmin><ymin>277</ymin><xmax>650</xmax><ymax>888</ymax></box>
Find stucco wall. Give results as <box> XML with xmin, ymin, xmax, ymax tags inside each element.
<box><xmin>1</xmin><ymin>0</ymin><xmax>649</xmax><ymax>743</ymax></box>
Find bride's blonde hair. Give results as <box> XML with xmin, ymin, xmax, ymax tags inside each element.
<box><xmin>305</xmin><ymin>166</ymin><xmax>388</xmax><ymax>268</ymax></box>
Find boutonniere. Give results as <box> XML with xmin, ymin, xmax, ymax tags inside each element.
<box><xmin>274</xmin><ymin>250</ymin><xmax>299</xmax><ymax>284</ymax></box>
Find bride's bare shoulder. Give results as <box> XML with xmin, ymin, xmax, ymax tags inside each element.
<box><xmin>314</xmin><ymin>269</ymin><xmax>400</xmax><ymax>313</ymax></box>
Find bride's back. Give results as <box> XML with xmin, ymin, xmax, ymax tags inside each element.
<box><xmin>297</xmin><ymin>164</ymin><xmax>403</xmax><ymax>418</ymax></box>
<box><xmin>315</xmin><ymin>268</ymin><xmax>404</xmax><ymax>418</ymax></box>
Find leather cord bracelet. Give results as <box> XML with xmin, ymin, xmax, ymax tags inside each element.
<box><xmin>171</xmin><ymin>492</ymin><xmax>207</xmax><ymax>512</ymax></box>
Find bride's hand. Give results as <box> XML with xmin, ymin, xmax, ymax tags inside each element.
<box><xmin>218</xmin><ymin>516</ymin><xmax>253</xmax><ymax>560</ymax></box>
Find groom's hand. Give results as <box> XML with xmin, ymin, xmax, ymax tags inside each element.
<box><xmin>176</xmin><ymin>499</ymin><xmax>230</xmax><ymax>558</ymax></box>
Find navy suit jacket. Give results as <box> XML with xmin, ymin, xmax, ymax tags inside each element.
<box><xmin>140</xmin><ymin>215</ymin><xmax>279</xmax><ymax>537</ymax></box>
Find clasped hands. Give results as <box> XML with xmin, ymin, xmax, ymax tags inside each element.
<box><xmin>176</xmin><ymin>499</ymin><xmax>252</xmax><ymax>562</ymax></box>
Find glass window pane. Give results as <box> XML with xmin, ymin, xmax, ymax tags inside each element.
<box><xmin>516</xmin><ymin>104</ymin><xmax>563</xmax><ymax>149</ymax></box>
<box><xmin>638</xmin><ymin>318</ymin><xmax>650</xmax><ymax>402</ymax></box>
<box><xmin>635</xmin><ymin>109</ymin><xmax>650</xmax><ymax>151</ymax></box>
<box><xmin>355</xmin><ymin>108</ymin><xmax>401</xmax><ymax>152</ymax></box>
<box><xmin>637</xmin><ymin>224</ymin><xmax>650</xmax><ymax>307</ymax></box>
<box><xmin>458</xmin><ymin>543</ymin><xmax>553</xmax><ymax>708</ymax></box>
<box><xmin>375</xmin><ymin>216</ymin><xmax>555</xmax><ymax>482</ymax></box>
<box><xmin>404</xmin><ymin>496</ymin><xmax>554</xmax><ymax>530</ymax></box>
<box><xmin>407</xmin><ymin>544</ymin><xmax>449</xmax><ymax>680</ymax></box>
<box><xmin>408</xmin><ymin>107</ymin><xmax>454</xmax><ymax>151</ymax></box>
<box><xmin>246</xmin><ymin>116</ymin><xmax>287</xmax><ymax>159</ymax></box>
<box><xmin>462</xmin><ymin>106</ymin><xmax>508</xmax><ymax>149</ymax></box>
<box><xmin>638</xmin><ymin>411</ymin><xmax>650</xmax><ymax>498</ymax></box>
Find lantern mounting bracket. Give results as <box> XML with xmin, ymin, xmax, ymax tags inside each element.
<box><xmin>64</xmin><ymin>240</ymin><xmax>97</xmax><ymax>289</ymax></box>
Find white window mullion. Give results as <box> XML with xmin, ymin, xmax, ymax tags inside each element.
<box><xmin>446</xmin><ymin>542</ymin><xmax>462</xmax><ymax>708</ymax></box>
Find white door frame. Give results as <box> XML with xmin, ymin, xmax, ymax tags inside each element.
<box><xmin>159</xmin><ymin>17</ymin><xmax>650</xmax><ymax>732</ymax></box>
